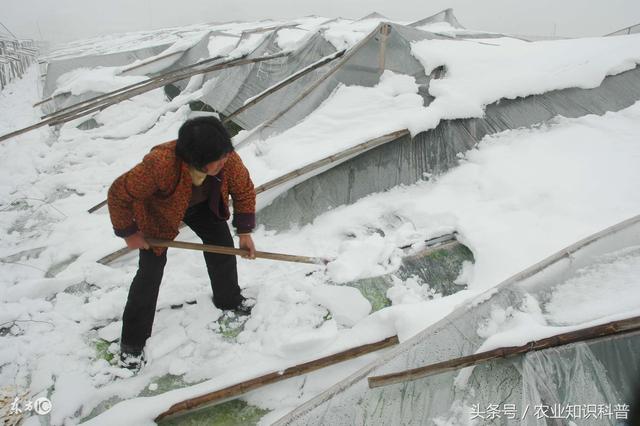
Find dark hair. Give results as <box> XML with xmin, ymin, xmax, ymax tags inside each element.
<box><xmin>176</xmin><ymin>116</ymin><xmax>233</xmax><ymax>169</ymax></box>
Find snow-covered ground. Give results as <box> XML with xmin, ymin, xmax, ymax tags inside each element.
<box><xmin>1</xmin><ymin>18</ymin><xmax>640</xmax><ymax>426</ymax></box>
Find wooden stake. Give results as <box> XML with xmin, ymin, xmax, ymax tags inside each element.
<box><xmin>367</xmin><ymin>315</ymin><xmax>640</xmax><ymax>389</ymax></box>
<box><xmin>155</xmin><ymin>335</ymin><xmax>399</xmax><ymax>422</ymax></box>
<box><xmin>378</xmin><ymin>24</ymin><xmax>391</xmax><ymax>71</ymax></box>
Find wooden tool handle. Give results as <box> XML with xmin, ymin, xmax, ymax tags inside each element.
<box><xmin>146</xmin><ymin>238</ymin><xmax>327</xmax><ymax>265</ymax></box>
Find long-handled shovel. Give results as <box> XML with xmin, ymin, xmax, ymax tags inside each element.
<box><xmin>146</xmin><ymin>238</ymin><xmax>330</xmax><ymax>265</ymax></box>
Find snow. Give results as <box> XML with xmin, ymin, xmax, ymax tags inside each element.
<box><xmin>545</xmin><ymin>246</ymin><xmax>640</xmax><ymax>325</ymax></box>
<box><xmin>457</xmin><ymin>245</ymin><xmax>640</xmax><ymax>390</ymax></box>
<box><xmin>240</xmin><ymin>70</ymin><xmax>428</xmax><ymax>195</ymax></box>
<box><xmin>229</xmin><ymin>33</ymin><xmax>270</xmax><ymax>58</ymax></box>
<box><xmin>411</xmin><ymin>35</ymin><xmax>640</xmax><ymax>120</ymax></box>
<box><xmin>241</xmin><ymin>49</ymin><xmax>344</xmax><ymax>107</ymax></box>
<box><xmin>51</xmin><ymin>31</ymin><xmax>213</xmax><ymax>96</ymax></box>
<box><xmin>321</xmin><ymin>19</ymin><xmax>381</xmax><ymax>50</ymax></box>
<box><xmin>275</xmin><ymin>28</ymin><xmax>311</xmax><ymax>51</ymax></box>
<box><xmin>2</xmin><ymin>19</ymin><xmax>640</xmax><ymax>426</ymax></box>
<box><xmin>207</xmin><ymin>35</ymin><xmax>239</xmax><ymax>58</ymax></box>
<box><xmin>54</xmin><ymin>67</ymin><xmax>148</xmax><ymax>96</ymax></box>
<box><xmin>307</xmin><ymin>284</ymin><xmax>371</xmax><ymax>326</ymax></box>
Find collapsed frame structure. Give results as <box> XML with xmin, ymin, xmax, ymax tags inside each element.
<box><xmin>275</xmin><ymin>214</ymin><xmax>640</xmax><ymax>425</ymax></box>
<box><xmin>14</xmin><ymin>10</ymin><xmax>640</xmax><ymax>424</ymax></box>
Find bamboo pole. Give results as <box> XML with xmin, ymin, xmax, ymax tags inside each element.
<box><xmin>120</xmin><ymin>49</ymin><xmax>186</xmax><ymax>74</ymax></box>
<box><xmin>87</xmin><ymin>128</ymin><xmax>408</xmax><ymax>214</ymax></box>
<box><xmin>253</xmin><ymin>23</ymin><xmax>384</xmax><ymax>135</ymax></box>
<box><xmin>378</xmin><ymin>24</ymin><xmax>390</xmax><ymax>71</ymax></box>
<box><xmin>0</xmin><ymin>52</ymin><xmax>290</xmax><ymax>143</ymax></box>
<box><xmin>43</xmin><ymin>54</ymin><xmax>260</xmax><ymax>122</ymax></box>
<box><xmin>87</xmin><ymin>199</ymin><xmax>107</xmax><ymax>213</ymax></box>
<box><xmin>45</xmin><ymin>52</ymin><xmax>290</xmax><ymax>125</ymax></box>
<box><xmin>35</xmin><ymin>54</ymin><xmax>224</xmax><ymax>109</ymax></box>
<box><xmin>85</xmin><ymin>49</ymin><xmax>345</xmax><ymax>214</ymax></box>
<box><xmin>222</xmin><ymin>49</ymin><xmax>346</xmax><ymax>124</ymax></box>
<box><xmin>88</xmin><ymin>128</ymin><xmax>409</xmax><ymax>220</ymax></box>
<box><xmin>241</xmin><ymin>23</ymin><xmax>300</xmax><ymax>35</ymax></box>
<box><xmin>94</xmin><ymin>129</ymin><xmax>411</xmax><ymax>264</ymax></box>
<box><xmin>146</xmin><ymin>237</ymin><xmax>328</xmax><ymax>265</ymax></box>
<box><xmin>156</xmin><ymin>335</ymin><xmax>399</xmax><ymax>423</ymax></box>
<box><xmin>367</xmin><ymin>315</ymin><xmax>640</xmax><ymax>389</ymax></box>
<box><xmin>97</xmin><ymin>246</ymin><xmax>132</xmax><ymax>265</ymax></box>
<box><xmin>254</xmin><ymin>129</ymin><xmax>410</xmax><ymax>193</ymax></box>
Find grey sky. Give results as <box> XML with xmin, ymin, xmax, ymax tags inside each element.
<box><xmin>2</xmin><ymin>0</ymin><xmax>640</xmax><ymax>46</ymax></box>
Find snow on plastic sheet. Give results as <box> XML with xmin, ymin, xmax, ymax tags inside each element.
<box><xmin>411</xmin><ymin>34</ymin><xmax>640</xmax><ymax>120</ymax></box>
<box><xmin>238</xmin><ymin>70</ymin><xmax>430</xmax><ymax>189</ymax></box>
<box><xmin>276</xmin><ymin>28</ymin><xmax>311</xmax><ymax>51</ymax></box>
<box><xmin>322</xmin><ymin>19</ymin><xmax>382</xmax><ymax>50</ymax></box>
<box><xmin>44</xmin><ymin>24</ymin><xmax>214</xmax><ymax>61</ymax></box>
<box><xmin>229</xmin><ymin>33</ymin><xmax>270</xmax><ymax>58</ymax></box>
<box><xmin>545</xmin><ymin>246</ymin><xmax>640</xmax><ymax>326</ymax></box>
<box><xmin>53</xmin><ymin>66</ymin><xmax>147</xmax><ymax>96</ymax></box>
<box><xmin>207</xmin><ymin>35</ymin><xmax>239</xmax><ymax>58</ymax></box>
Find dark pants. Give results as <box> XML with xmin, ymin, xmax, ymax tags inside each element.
<box><xmin>120</xmin><ymin>202</ymin><xmax>243</xmax><ymax>353</ymax></box>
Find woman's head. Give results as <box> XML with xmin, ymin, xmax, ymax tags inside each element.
<box><xmin>176</xmin><ymin>116</ymin><xmax>233</xmax><ymax>173</ymax></box>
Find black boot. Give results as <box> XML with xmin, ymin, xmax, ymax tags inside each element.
<box><xmin>119</xmin><ymin>345</ymin><xmax>146</xmax><ymax>373</ymax></box>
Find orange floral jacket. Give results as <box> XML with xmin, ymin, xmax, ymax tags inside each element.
<box><xmin>107</xmin><ymin>141</ymin><xmax>255</xmax><ymax>253</ymax></box>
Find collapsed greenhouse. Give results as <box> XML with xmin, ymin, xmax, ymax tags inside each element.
<box><xmin>1</xmin><ymin>7</ymin><xmax>640</xmax><ymax>426</ymax></box>
<box><xmin>275</xmin><ymin>214</ymin><xmax>640</xmax><ymax>425</ymax></box>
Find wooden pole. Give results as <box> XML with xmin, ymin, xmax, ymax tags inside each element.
<box><xmin>378</xmin><ymin>24</ymin><xmax>390</xmax><ymax>71</ymax></box>
<box><xmin>254</xmin><ymin>129</ymin><xmax>410</xmax><ymax>193</ymax></box>
<box><xmin>146</xmin><ymin>237</ymin><xmax>328</xmax><ymax>265</ymax></box>
<box><xmin>155</xmin><ymin>335</ymin><xmax>399</xmax><ymax>423</ymax></box>
<box><xmin>88</xmin><ymin>128</ymin><xmax>409</xmax><ymax>216</ymax></box>
<box><xmin>44</xmin><ymin>53</ymin><xmax>288</xmax><ymax>125</ymax></box>
<box><xmin>367</xmin><ymin>315</ymin><xmax>640</xmax><ymax>389</ymax></box>
<box><xmin>40</xmin><ymin>53</ymin><xmax>224</xmax><ymax>114</ymax></box>
<box><xmin>222</xmin><ymin>49</ymin><xmax>346</xmax><ymax>124</ymax></box>
<box><xmin>97</xmin><ymin>246</ymin><xmax>134</xmax><ymax>265</ymax></box>
<box><xmin>120</xmin><ymin>49</ymin><xmax>186</xmax><ymax>74</ymax></box>
<box><xmin>35</xmin><ymin>53</ymin><xmax>224</xmax><ymax>110</ymax></box>
<box><xmin>94</xmin><ymin>129</ymin><xmax>411</xmax><ymax>264</ymax></box>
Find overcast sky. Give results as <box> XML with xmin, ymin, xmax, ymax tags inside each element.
<box><xmin>3</xmin><ymin>0</ymin><xmax>640</xmax><ymax>46</ymax></box>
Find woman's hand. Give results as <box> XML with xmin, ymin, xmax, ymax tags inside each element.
<box><xmin>238</xmin><ymin>234</ymin><xmax>256</xmax><ymax>259</ymax></box>
<box><xmin>124</xmin><ymin>232</ymin><xmax>150</xmax><ymax>250</ymax></box>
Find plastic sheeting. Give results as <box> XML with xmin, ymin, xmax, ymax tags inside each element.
<box><xmin>607</xmin><ymin>23</ymin><xmax>640</xmax><ymax>36</ymax></box>
<box><xmin>256</xmin><ymin>24</ymin><xmax>440</xmax><ymax>137</ymax></box>
<box><xmin>44</xmin><ymin>32</ymin><xmax>218</xmax><ymax>115</ymax></box>
<box><xmin>256</xmin><ymin>64</ymin><xmax>640</xmax><ymax>231</ymax></box>
<box><xmin>161</xmin><ymin>32</ymin><xmax>215</xmax><ymax>92</ymax></box>
<box><xmin>346</xmin><ymin>242</ymin><xmax>473</xmax><ymax>312</ymax></box>
<box><xmin>42</xmin><ymin>43</ymin><xmax>170</xmax><ymax>98</ymax></box>
<box><xmin>199</xmin><ymin>28</ymin><xmax>336</xmax><ymax>129</ymax></box>
<box><xmin>273</xmin><ymin>215</ymin><xmax>640</xmax><ymax>425</ymax></box>
<box><xmin>409</xmin><ymin>8</ymin><xmax>465</xmax><ymax>29</ymax></box>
